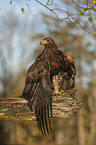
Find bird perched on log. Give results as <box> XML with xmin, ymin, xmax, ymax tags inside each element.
<box><xmin>52</xmin><ymin>53</ymin><xmax>76</xmax><ymax>95</ymax></box>
<box><xmin>22</xmin><ymin>37</ymin><xmax>76</xmax><ymax>135</ymax></box>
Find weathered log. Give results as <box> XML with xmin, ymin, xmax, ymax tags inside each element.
<box><xmin>0</xmin><ymin>88</ymin><xmax>83</xmax><ymax>120</ymax></box>
<box><xmin>52</xmin><ymin>88</ymin><xmax>83</xmax><ymax>119</ymax></box>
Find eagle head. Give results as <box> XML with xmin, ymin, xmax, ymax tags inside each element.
<box><xmin>40</xmin><ymin>37</ymin><xmax>57</xmax><ymax>47</ymax></box>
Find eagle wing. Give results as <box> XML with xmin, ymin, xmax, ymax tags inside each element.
<box><xmin>53</xmin><ymin>53</ymin><xmax>76</xmax><ymax>91</ymax></box>
<box><xmin>22</xmin><ymin>67</ymin><xmax>52</xmax><ymax>135</ymax></box>
<box><xmin>58</xmin><ymin>72</ymin><xmax>75</xmax><ymax>90</ymax></box>
<box><xmin>59</xmin><ymin>53</ymin><xmax>76</xmax><ymax>90</ymax></box>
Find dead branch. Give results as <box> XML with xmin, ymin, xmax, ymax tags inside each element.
<box><xmin>0</xmin><ymin>88</ymin><xmax>82</xmax><ymax>120</ymax></box>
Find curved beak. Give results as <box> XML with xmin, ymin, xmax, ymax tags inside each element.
<box><xmin>40</xmin><ymin>40</ymin><xmax>47</xmax><ymax>45</ymax></box>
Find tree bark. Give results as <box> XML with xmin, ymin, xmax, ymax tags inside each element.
<box><xmin>0</xmin><ymin>88</ymin><xmax>82</xmax><ymax>120</ymax></box>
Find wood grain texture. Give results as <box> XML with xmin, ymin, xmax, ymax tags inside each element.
<box><xmin>0</xmin><ymin>88</ymin><xmax>82</xmax><ymax>120</ymax></box>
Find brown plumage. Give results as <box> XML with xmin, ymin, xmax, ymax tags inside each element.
<box><xmin>58</xmin><ymin>53</ymin><xmax>76</xmax><ymax>90</ymax></box>
<box><xmin>22</xmin><ymin>37</ymin><xmax>76</xmax><ymax>135</ymax></box>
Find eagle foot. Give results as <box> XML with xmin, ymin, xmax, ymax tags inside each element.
<box><xmin>52</xmin><ymin>90</ymin><xmax>64</xmax><ymax>96</ymax></box>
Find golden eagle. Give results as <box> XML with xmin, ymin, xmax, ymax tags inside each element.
<box><xmin>22</xmin><ymin>37</ymin><xmax>76</xmax><ymax>135</ymax></box>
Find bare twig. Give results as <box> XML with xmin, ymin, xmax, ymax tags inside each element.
<box><xmin>35</xmin><ymin>0</ymin><xmax>70</xmax><ymax>31</ymax></box>
<box><xmin>46</xmin><ymin>0</ymin><xmax>53</xmax><ymax>6</ymax></box>
<box><xmin>14</xmin><ymin>0</ymin><xmax>96</xmax><ymax>32</ymax></box>
<box><xmin>72</xmin><ymin>0</ymin><xmax>84</xmax><ymax>9</ymax></box>
<box><xmin>65</xmin><ymin>0</ymin><xmax>69</xmax><ymax>15</ymax></box>
<box><xmin>72</xmin><ymin>0</ymin><xmax>96</xmax><ymax>11</ymax></box>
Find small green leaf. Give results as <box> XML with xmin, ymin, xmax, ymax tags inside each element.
<box><xmin>87</xmin><ymin>13</ymin><xmax>91</xmax><ymax>16</ymax></box>
<box><xmin>21</xmin><ymin>8</ymin><xmax>24</xmax><ymax>14</ymax></box>
<box><xmin>80</xmin><ymin>12</ymin><xmax>84</xmax><ymax>16</ymax></box>
<box><xmin>10</xmin><ymin>0</ymin><xmax>12</xmax><ymax>4</ymax></box>
<box><xmin>88</xmin><ymin>17</ymin><xmax>93</xmax><ymax>24</ymax></box>
<box><xmin>83</xmin><ymin>8</ymin><xmax>88</xmax><ymax>12</ymax></box>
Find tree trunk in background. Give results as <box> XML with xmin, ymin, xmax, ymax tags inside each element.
<box><xmin>76</xmin><ymin>31</ymin><xmax>96</xmax><ymax>145</ymax></box>
<box><xmin>77</xmin><ymin>31</ymin><xmax>85</xmax><ymax>145</ymax></box>
<box><xmin>88</xmin><ymin>81</ymin><xmax>96</xmax><ymax>145</ymax></box>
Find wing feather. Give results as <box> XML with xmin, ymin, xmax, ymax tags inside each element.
<box><xmin>22</xmin><ymin>69</ymin><xmax>52</xmax><ymax>135</ymax></box>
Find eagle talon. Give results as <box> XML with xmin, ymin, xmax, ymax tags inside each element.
<box><xmin>52</xmin><ymin>90</ymin><xmax>64</xmax><ymax>96</ymax></box>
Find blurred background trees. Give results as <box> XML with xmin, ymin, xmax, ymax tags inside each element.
<box><xmin>0</xmin><ymin>0</ymin><xmax>96</xmax><ymax>145</ymax></box>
